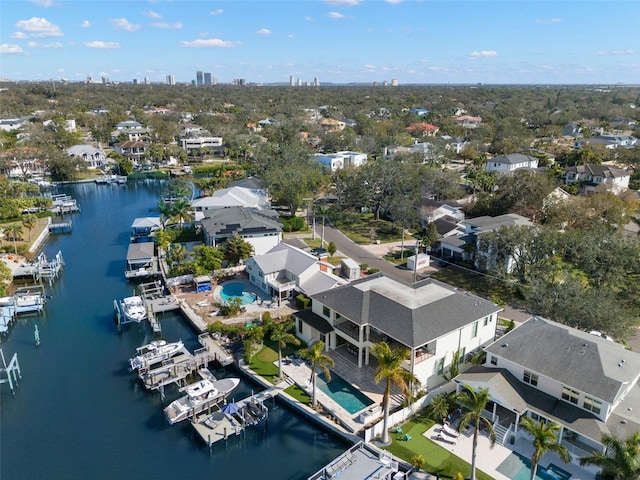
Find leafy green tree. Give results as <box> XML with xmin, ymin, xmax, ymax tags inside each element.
<box><xmin>426</xmin><ymin>393</ymin><xmax>453</xmax><ymax>425</ymax></box>
<box><xmin>519</xmin><ymin>417</ymin><xmax>570</xmax><ymax>480</ymax></box>
<box><xmin>223</xmin><ymin>235</ymin><xmax>254</xmax><ymax>265</ymax></box>
<box><xmin>297</xmin><ymin>341</ymin><xmax>334</xmax><ymax>408</ymax></box>
<box><xmin>421</xmin><ymin>222</ymin><xmax>439</xmax><ymax>250</ymax></box>
<box><xmin>47</xmin><ymin>149</ymin><xmax>86</xmax><ymax>181</ymax></box>
<box><xmin>580</xmin><ymin>432</ymin><xmax>640</xmax><ymax>480</ymax></box>
<box><xmin>270</xmin><ymin>320</ymin><xmax>300</xmax><ymax>379</ymax></box>
<box><xmin>456</xmin><ymin>385</ymin><xmax>495</xmax><ymax>480</ymax></box>
<box><xmin>371</xmin><ymin>341</ymin><xmax>418</xmax><ymax>444</ymax></box>
<box><xmin>327</xmin><ymin>241</ymin><xmax>337</xmax><ymax>257</ymax></box>
<box><xmin>166</xmin><ymin>243</ymin><xmax>187</xmax><ymax>266</ymax></box>
<box><xmin>193</xmin><ymin>244</ymin><xmax>224</xmax><ymax>273</ymax></box>
<box><xmin>21</xmin><ymin>214</ymin><xmax>38</xmax><ymax>241</ymax></box>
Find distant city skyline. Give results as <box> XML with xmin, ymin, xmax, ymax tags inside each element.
<box><xmin>1</xmin><ymin>1</ymin><xmax>639</xmax><ymax>85</ymax></box>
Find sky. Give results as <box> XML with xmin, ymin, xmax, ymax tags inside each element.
<box><xmin>1</xmin><ymin>0</ymin><xmax>639</xmax><ymax>85</ymax></box>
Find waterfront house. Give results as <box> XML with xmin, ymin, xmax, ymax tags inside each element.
<box><xmin>562</xmin><ymin>164</ymin><xmax>630</xmax><ymax>195</ymax></box>
<box><xmin>130</xmin><ymin>217</ymin><xmax>162</xmax><ymax>242</ymax></box>
<box><xmin>192</xmin><ymin>186</ymin><xmax>269</xmax><ymax>220</ymax></box>
<box><xmin>455</xmin><ymin>317</ymin><xmax>640</xmax><ymax>466</ymax></box>
<box><xmin>114</xmin><ymin>140</ymin><xmax>149</xmax><ymax>162</ymax></box>
<box><xmin>199</xmin><ymin>206</ymin><xmax>282</xmax><ymax>256</ymax></box>
<box><xmin>180</xmin><ymin>133</ymin><xmax>223</xmax><ymax>155</ymax></box>
<box><xmin>294</xmin><ymin>273</ymin><xmax>501</xmax><ymax>390</ymax></box>
<box><xmin>66</xmin><ymin>144</ymin><xmax>107</xmax><ymax>169</ymax></box>
<box><xmin>485</xmin><ymin>153</ymin><xmax>539</xmax><ymax>174</ymax></box>
<box><xmin>245</xmin><ymin>243</ymin><xmax>346</xmax><ymax>302</ymax></box>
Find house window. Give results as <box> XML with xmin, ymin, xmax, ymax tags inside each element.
<box><xmin>490</xmin><ymin>355</ymin><xmax>497</xmax><ymax>366</ymax></box>
<box><xmin>322</xmin><ymin>306</ymin><xmax>330</xmax><ymax>318</ymax></box>
<box><xmin>298</xmin><ymin>319</ymin><xmax>303</xmax><ymax>334</ymax></box>
<box><xmin>583</xmin><ymin>396</ymin><xmax>602</xmax><ymax>415</ymax></box>
<box><xmin>523</xmin><ymin>370</ymin><xmax>539</xmax><ymax>387</ymax></box>
<box><xmin>458</xmin><ymin>347</ymin><xmax>466</xmax><ymax>365</ymax></box>
<box><xmin>561</xmin><ymin>386</ymin><xmax>579</xmax><ymax>405</ymax></box>
<box><xmin>259</xmin><ymin>271</ymin><xmax>263</xmax><ymax>278</ymax></box>
<box><xmin>436</xmin><ymin>358</ymin><xmax>445</xmax><ymax>375</ymax></box>
<box><xmin>471</xmin><ymin>321</ymin><xmax>478</xmax><ymax>338</ymax></box>
<box><xmin>483</xmin><ymin>316</ymin><xmax>489</xmax><ymax>326</ymax></box>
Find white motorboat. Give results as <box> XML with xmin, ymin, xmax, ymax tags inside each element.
<box><xmin>129</xmin><ymin>339</ymin><xmax>184</xmax><ymax>371</ymax></box>
<box><xmin>13</xmin><ymin>287</ymin><xmax>46</xmax><ymax>314</ymax></box>
<box><xmin>164</xmin><ymin>377</ymin><xmax>240</xmax><ymax>425</ymax></box>
<box><xmin>121</xmin><ymin>296</ymin><xmax>147</xmax><ymax>323</ymax></box>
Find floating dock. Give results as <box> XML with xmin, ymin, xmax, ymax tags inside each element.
<box><xmin>50</xmin><ymin>194</ymin><xmax>80</xmax><ymax>214</ymax></box>
<box><xmin>48</xmin><ymin>220</ymin><xmax>72</xmax><ymax>233</ymax></box>
<box><xmin>12</xmin><ymin>251</ymin><xmax>64</xmax><ymax>285</ymax></box>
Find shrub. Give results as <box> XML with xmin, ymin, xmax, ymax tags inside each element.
<box><xmin>368</xmin><ymin>268</ymin><xmax>380</xmax><ymax>274</ymax></box>
<box><xmin>280</xmin><ymin>216</ymin><xmax>306</xmax><ymax>232</ymax></box>
<box><xmin>295</xmin><ymin>294</ymin><xmax>310</xmax><ymax>309</ymax></box>
<box><xmin>506</xmin><ymin>319</ymin><xmax>516</xmax><ymax>333</ymax></box>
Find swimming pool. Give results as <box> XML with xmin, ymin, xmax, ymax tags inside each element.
<box><xmin>497</xmin><ymin>452</ymin><xmax>572</xmax><ymax>480</ymax></box>
<box><xmin>317</xmin><ymin>372</ymin><xmax>374</xmax><ymax>415</ymax></box>
<box><xmin>218</xmin><ymin>282</ymin><xmax>257</xmax><ymax>306</ymax></box>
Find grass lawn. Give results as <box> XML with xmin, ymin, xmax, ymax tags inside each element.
<box><xmin>384</xmin><ymin>416</ymin><xmax>495</xmax><ymax>480</ymax></box>
<box><xmin>331</xmin><ymin>212</ymin><xmax>405</xmax><ymax>245</ymax></box>
<box><xmin>0</xmin><ymin>216</ymin><xmax>50</xmax><ymax>258</ymax></box>
<box><xmin>284</xmin><ymin>384</ymin><xmax>312</xmax><ymax>405</ymax></box>
<box><xmin>249</xmin><ymin>341</ymin><xmax>300</xmax><ymax>384</ymax></box>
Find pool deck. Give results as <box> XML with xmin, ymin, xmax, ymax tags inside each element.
<box><xmin>424</xmin><ymin>423</ymin><xmax>598</xmax><ymax>480</ymax></box>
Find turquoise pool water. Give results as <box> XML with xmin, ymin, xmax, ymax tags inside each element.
<box><xmin>497</xmin><ymin>452</ymin><xmax>572</xmax><ymax>480</ymax></box>
<box><xmin>317</xmin><ymin>372</ymin><xmax>374</xmax><ymax>414</ymax></box>
<box><xmin>219</xmin><ymin>282</ymin><xmax>257</xmax><ymax>305</ymax></box>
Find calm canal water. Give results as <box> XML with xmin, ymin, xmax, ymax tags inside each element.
<box><xmin>0</xmin><ymin>181</ymin><xmax>348</xmax><ymax>480</ymax></box>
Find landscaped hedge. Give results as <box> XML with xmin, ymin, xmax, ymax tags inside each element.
<box><xmin>295</xmin><ymin>294</ymin><xmax>310</xmax><ymax>309</ymax></box>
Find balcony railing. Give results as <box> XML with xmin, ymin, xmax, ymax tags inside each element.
<box><xmin>414</xmin><ymin>349</ymin><xmax>435</xmax><ymax>364</ymax></box>
<box><xmin>334</xmin><ymin>321</ymin><xmax>360</xmax><ymax>341</ymax></box>
<box><xmin>267</xmin><ymin>278</ymin><xmax>296</xmax><ymax>292</ymax></box>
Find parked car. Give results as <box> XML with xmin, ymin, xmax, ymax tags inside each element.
<box><xmin>311</xmin><ymin>247</ymin><xmax>328</xmax><ymax>257</ymax></box>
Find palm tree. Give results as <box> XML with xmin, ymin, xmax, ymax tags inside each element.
<box><xmin>22</xmin><ymin>214</ymin><xmax>38</xmax><ymax>242</ymax></box>
<box><xmin>297</xmin><ymin>341</ymin><xmax>334</xmax><ymax>408</ymax></box>
<box><xmin>169</xmin><ymin>198</ymin><xmax>193</xmax><ymax>228</ymax></box>
<box><xmin>580</xmin><ymin>432</ymin><xmax>640</xmax><ymax>480</ymax></box>
<box><xmin>154</xmin><ymin>199</ymin><xmax>174</xmax><ymax>227</ymax></box>
<box><xmin>3</xmin><ymin>224</ymin><xmax>23</xmax><ymax>255</ymax></box>
<box><xmin>456</xmin><ymin>384</ymin><xmax>495</xmax><ymax>480</ymax></box>
<box><xmin>519</xmin><ymin>417</ymin><xmax>570</xmax><ymax>480</ymax></box>
<box><xmin>371</xmin><ymin>341</ymin><xmax>419</xmax><ymax>444</ymax></box>
<box><xmin>427</xmin><ymin>392</ymin><xmax>452</xmax><ymax>425</ymax></box>
<box><xmin>270</xmin><ymin>320</ymin><xmax>300</xmax><ymax>379</ymax></box>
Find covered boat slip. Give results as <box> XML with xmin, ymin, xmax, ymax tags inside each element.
<box><xmin>125</xmin><ymin>242</ymin><xmax>159</xmax><ymax>279</ymax></box>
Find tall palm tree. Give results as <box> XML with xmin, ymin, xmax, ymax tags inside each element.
<box><xmin>519</xmin><ymin>417</ymin><xmax>570</xmax><ymax>480</ymax></box>
<box><xmin>297</xmin><ymin>341</ymin><xmax>334</xmax><ymax>408</ymax></box>
<box><xmin>371</xmin><ymin>341</ymin><xmax>418</xmax><ymax>444</ymax></box>
<box><xmin>427</xmin><ymin>392</ymin><xmax>452</xmax><ymax>425</ymax></box>
<box><xmin>154</xmin><ymin>199</ymin><xmax>174</xmax><ymax>227</ymax></box>
<box><xmin>169</xmin><ymin>198</ymin><xmax>193</xmax><ymax>228</ymax></box>
<box><xmin>456</xmin><ymin>384</ymin><xmax>495</xmax><ymax>480</ymax></box>
<box><xmin>3</xmin><ymin>224</ymin><xmax>23</xmax><ymax>255</ymax></box>
<box><xmin>580</xmin><ymin>432</ymin><xmax>640</xmax><ymax>480</ymax></box>
<box><xmin>270</xmin><ymin>320</ymin><xmax>300</xmax><ymax>379</ymax></box>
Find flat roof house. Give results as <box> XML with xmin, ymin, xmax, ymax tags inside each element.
<box><xmin>456</xmin><ymin>317</ymin><xmax>640</xmax><ymax>468</ymax></box>
<box><xmin>314</xmin><ymin>152</ymin><xmax>368</xmax><ymax>172</ymax></box>
<box><xmin>295</xmin><ymin>274</ymin><xmax>502</xmax><ymax>390</ymax></box>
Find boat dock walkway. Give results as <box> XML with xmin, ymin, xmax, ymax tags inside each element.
<box><xmin>198</xmin><ymin>333</ymin><xmax>234</xmax><ymax>366</ymax></box>
<box><xmin>191</xmin><ymin>383</ymin><xmax>282</xmax><ymax>449</ymax></box>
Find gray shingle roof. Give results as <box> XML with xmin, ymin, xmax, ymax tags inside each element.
<box><xmin>463</xmin><ymin>213</ymin><xmax>532</xmax><ymax>232</ymax></box>
<box><xmin>295</xmin><ymin>309</ymin><xmax>334</xmax><ymax>334</ymax></box>
<box><xmin>253</xmin><ymin>243</ymin><xmax>317</xmax><ymax>275</ymax></box>
<box><xmin>490</xmin><ymin>153</ymin><xmax>538</xmax><ymax>165</ymax></box>
<box><xmin>564</xmin><ymin>164</ymin><xmax>628</xmax><ymax>179</ymax></box>
<box><xmin>126</xmin><ymin>242</ymin><xmax>154</xmax><ymax>261</ymax></box>
<box><xmin>200</xmin><ymin>207</ymin><xmax>282</xmax><ymax>238</ymax></box>
<box><xmin>485</xmin><ymin>317</ymin><xmax>640</xmax><ymax>403</ymax></box>
<box><xmin>311</xmin><ymin>274</ymin><xmax>501</xmax><ymax>348</ymax></box>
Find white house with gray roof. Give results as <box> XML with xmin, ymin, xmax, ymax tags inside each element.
<box><xmin>295</xmin><ymin>273</ymin><xmax>502</xmax><ymax>390</ymax></box>
<box><xmin>200</xmin><ymin>206</ymin><xmax>282</xmax><ymax>256</ymax></box>
<box><xmin>456</xmin><ymin>317</ymin><xmax>640</xmax><ymax>463</ymax></box>
<box><xmin>66</xmin><ymin>144</ymin><xmax>107</xmax><ymax>169</ymax></box>
<box><xmin>562</xmin><ymin>164</ymin><xmax>630</xmax><ymax>195</ymax></box>
<box><xmin>485</xmin><ymin>153</ymin><xmax>539</xmax><ymax>174</ymax></box>
<box><xmin>245</xmin><ymin>243</ymin><xmax>346</xmax><ymax>302</ymax></box>
<box><xmin>192</xmin><ymin>186</ymin><xmax>269</xmax><ymax>221</ymax></box>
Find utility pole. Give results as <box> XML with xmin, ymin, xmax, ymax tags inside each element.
<box><xmin>413</xmin><ymin>239</ymin><xmax>422</xmax><ymax>283</ymax></box>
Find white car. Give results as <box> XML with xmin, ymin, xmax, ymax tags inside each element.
<box><xmin>589</xmin><ymin>330</ymin><xmax>614</xmax><ymax>342</ymax></box>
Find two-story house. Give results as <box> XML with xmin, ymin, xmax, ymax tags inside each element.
<box><xmin>456</xmin><ymin>317</ymin><xmax>640</xmax><ymax>464</ymax></box>
<box><xmin>313</xmin><ymin>152</ymin><xmax>368</xmax><ymax>172</ymax></box>
<box><xmin>294</xmin><ymin>273</ymin><xmax>502</xmax><ymax>390</ymax></box>
<box><xmin>245</xmin><ymin>243</ymin><xmax>346</xmax><ymax>303</ymax></box>
<box><xmin>562</xmin><ymin>164</ymin><xmax>630</xmax><ymax>195</ymax></box>
<box><xmin>66</xmin><ymin>144</ymin><xmax>108</xmax><ymax>169</ymax></box>
<box><xmin>199</xmin><ymin>206</ymin><xmax>282</xmax><ymax>256</ymax></box>
<box><xmin>485</xmin><ymin>153</ymin><xmax>539</xmax><ymax>174</ymax></box>
<box><xmin>192</xmin><ymin>186</ymin><xmax>269</xmax><ymax>220</ymax></box>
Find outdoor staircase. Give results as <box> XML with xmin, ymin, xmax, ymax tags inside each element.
<box><xmin>493</xmin><ymin>422</ymin><xmax>510</xmax><ymax>446</ymax></box>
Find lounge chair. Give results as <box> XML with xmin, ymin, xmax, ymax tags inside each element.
<box><xmin>395</xmin><ymin>427</ymin><xmax>403</xmax><ymax>434</ymax></box>
<box><xmin>437</xmin><ymin>433</ymin><xmax>456</xmax><ymax>445</ymax></box>
<box><xmin>402</xmin><ymin>433</ymin><xmax>412</xmax><ymax>441</ymax></box>
<box><xmin>442</xmin><ymin>424</ymin><xmax>460</xmax><ymax>438</ymax></box>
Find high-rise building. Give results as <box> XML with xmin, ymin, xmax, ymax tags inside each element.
<box><xmin>212</xmin><ymin>76</ymin><xmax>218</xmax><ymax>86</ymax></box>
<box><xmin>144</xmin><ymin>77</ymin><xmax>150</xmax><ymax>85</ymax></box>
<box><xmin>314</xmin><ymin>77</ymin><xmax>319</xmax><ymax>87</ymax></box>
<box><xmin>290</xmin><ymin>75</ymin><xmax>295</xmax><ymax>86</ymax></box>
<box><xmin>101</xmin><ymin>76</ymin><xmax>109</xmax><ymax>84</ymax></box>
<box><xmin>391</xmin><ymin>78</ymin><xmax>399</xmax><ymax>87</ymax></box>
<box><xmin>196</xmin><ymin>71</ymin><xmax>204</xmax><ymax>86</ymax></box>
<box><xmin>297</xmin><ymin>78</ymin><xmax>303</xmax><ymax>87</ymax></box>
<box><xmin>204</xmin><ymin>72</ymin><xmax>212</xmax><ymax>85</ymax></box>
<box><xmin>166</xmin><ymin>75</ymin><xmax>175</xmax><ymax>85</ymax></box>
<box><xmin>133</xmin><ymin>78</ymin><xmax>138</xmax><ymax>85</ymax></box>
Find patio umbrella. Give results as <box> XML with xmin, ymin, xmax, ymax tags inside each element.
<box><xmin>222</xmin><ymin>402</ymin><xmax>239</xmax><ymax>415</ymax></box>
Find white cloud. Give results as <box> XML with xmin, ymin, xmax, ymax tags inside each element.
<box><xmin>109</xmin><ymin>18</ymin><xmax>141</xmax><ymax>32</ymax></box>
<box><xmin>144</xmin><ymin>10</ymin><xmax>162</xmax><ymax>19</ymax></box>
<box><xmin>56</xmin><ymin>68</ymin><xmax>64</xmax><ymax>72</ymax></box>
<box><xmin>180</xmin><ymin>38</ymin><xmax>241</xmax><ymax>48</ymax></box>
<box><xmin>364</xmin><ymin>64</ymin><xmax>376</xmax><ymax>70</ymax></box>
<box><xmin>29</xmin><ymin>0</ymin><xmax>56</xmax><ymax>6</ymax></box>
<box><xmin>598</xmin><ymin>49</ymin><xmax>636</xmax><ymax>56</ymax></box>
<box><xmin>468</xmin><ymin>50</ymin><xmax>499</xmax><ymax>58</ymax></box>
<box><xmin>16</xmin><ymin>17</ymin><xmax>63</xmax><ymax>37</ymax></box>
<box><xmin>209</xmin><ymin>9</ymin><xmax>223</xmax><ymax>16</ymax></box>
<box><xmin>81</xmin><ymin>20</ymin><xmax>91</xmax><ymax>28</ymax></box>
<box><xmin>324</xmin><ymin>0</ymin><xmax>360</xmax><ymax>5</ymax></box>
<box><xmin>152</xmin><ymin>22</ymin><xmax>183</xmax><ymax>29</ymax></box>
<box><xmin>535</xmin><ymin>18</ymin><xmax>562</xmax><ymax>25</ymax></box>
<box><xmin>328</xmin><ymin>12</ymin><xmax>346</xmax><ymax>19</ymax></box>
<box><xmin>10</xmin><ymin>32</ymin><xmax>28</xmax><ymax>39</ymax></box>
<box><xmin>28</xmin><ymin>41</ymin><xmax>63</xmax><ymax>48</ymax></box>
<box><xmin>305</xmin><ymin>16</ymin><xmax>314</xmax><ymax>22</ymax></box>
<box><xmin>85</xmin><ymin>41</ymin><xmax>121</xmax><ymax>49</ymax></box>
<box><xmin>0</xmin><ymin>44</ymin><xmax>25</xmax><ymax>54</ymax></box>
<box><xmin>256</xmin><ymin>28</ymin><xmax>272</xmax><ymax>35</ymax></box>
<box><xmin>385</xmin><ymin>0</ymin><xmax>403</xmax><ymax>3</ymax></box>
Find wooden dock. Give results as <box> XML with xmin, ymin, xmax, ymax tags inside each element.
<box><xmin>198</xmin><ymin>333</ymin><xmax>234</xmax><ymax>366</ymax></box>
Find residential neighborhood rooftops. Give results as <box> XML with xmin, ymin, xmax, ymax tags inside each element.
<box><xmin>484</xmin><ymin>317</ymin><xmax>640</xmax><ymax>404</ymax></box>
<box><xmin>252</xmin><ymin>242</ymin><xmax>317</xmax><ymax>276</ymax></box>
<box><xmin>463</xmin><ymin>213</ymin><xmax>533</xmax><ymax>233</ymax></box>
<box><xmin>200</xmin><ymin>207</ymin><xmax>282</xmax><ymax>237</ymax></box>
<box><xmin>564</xmin><ymin>163</ymin><xmax>629</xmax><ymax>179</ymax></box>
<box><xmin>489</xmin><ymin>153</ymin><xmax>539</xmax><ymax>165</ymax></box>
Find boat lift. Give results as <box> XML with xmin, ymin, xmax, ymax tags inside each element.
<box><xmin>0</xmin><ymin>349</ymin><xmax>22</xmax><ymax>395</ymax></box>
